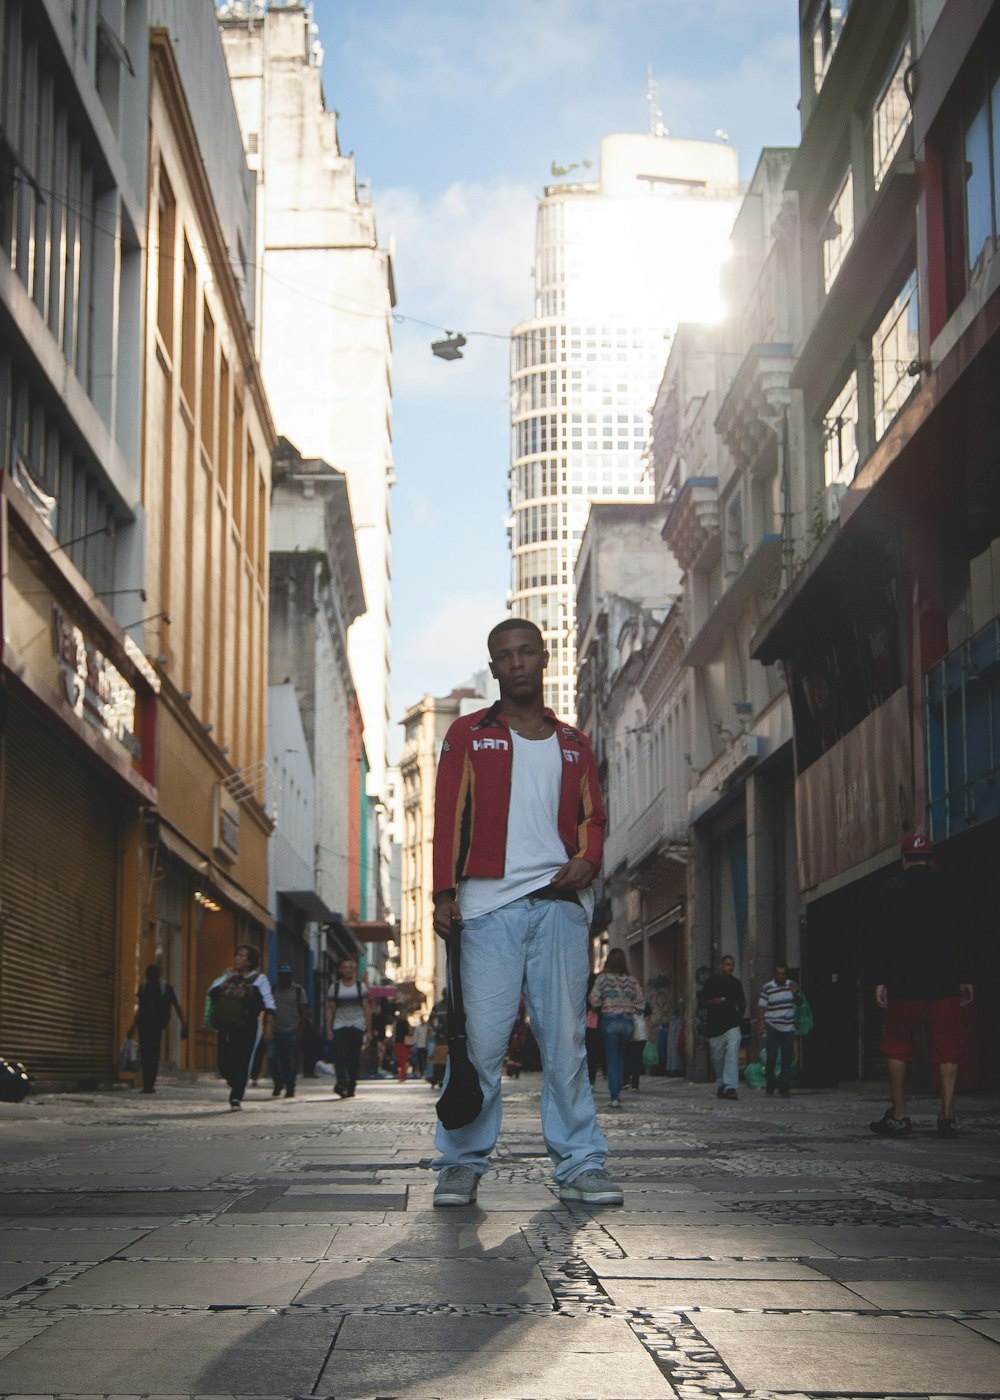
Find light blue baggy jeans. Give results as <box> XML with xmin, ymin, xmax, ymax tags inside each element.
<box><xmin>709</xmin><ymin>1024</ymin><xmax>742</xmax><ymax>1092</ymax></box>
<box><xmin>433</xmin><ymin>894</ymin><xmax>608</xmax><ymax>1185</ymax></box>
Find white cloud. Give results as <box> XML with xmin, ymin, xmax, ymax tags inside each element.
<box><xmin>379</xmin><ymin>178</ymin><xmax>537</xmax><ymax>401</ymax></box>
<box><xmin>393</xmin><ymin>591</ymin><xmax>507</xmax><ymax>714</ymax></box>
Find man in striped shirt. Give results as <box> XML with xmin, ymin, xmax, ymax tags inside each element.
<box><xmin>758</xmin><ymin>962</ymin><xmax>802</xmax><ymax>1098</ymax></box>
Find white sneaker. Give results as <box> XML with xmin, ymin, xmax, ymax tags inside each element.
<box><xmin>433</xmin><ymin>1164</ymin><xmax>479</xmax><ymax>1207</ymax></box>
<box><xmin>559</xmin><ymin>1169</ymin><xmax>624</xmax><ymax>1205</ymax></box>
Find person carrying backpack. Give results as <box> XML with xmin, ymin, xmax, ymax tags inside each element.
<box><xmin>206</xmin><ymin>944</ymin><xmax>275</xmax><ymax>1109</ymax></box>
<box><xmin>129</xmin><ymin>964</ymin><xmax>186</xmax><ymax>1094</ymax></box>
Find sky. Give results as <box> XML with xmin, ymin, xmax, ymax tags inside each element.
<box><xmin>310</xmin><ymin>0</ymin><xmax>802</xmax><ymax>750</ymax></box>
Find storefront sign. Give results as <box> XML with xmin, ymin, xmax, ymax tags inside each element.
<box><xmin>213</xmin><ymin>785</ymin><xmax>241</xmax><ymax>862</ymax></box>
<box><xmin>795</xmin><ymin>685</ymin><xmax>912</xmax><ymax>889</ymax></box>
<box><xmin>52</xmin><ymin>605</ymin><xmax>141</xmax><ymax>758</ymax></box>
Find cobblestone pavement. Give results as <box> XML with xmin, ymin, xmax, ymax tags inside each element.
<box><xmin>0</xmin><ymin>1072</ymin><xmax>999</xmax><ymax>1399</ymax></box>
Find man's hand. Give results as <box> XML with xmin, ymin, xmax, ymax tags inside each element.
<box><xmin>433</xmin><ymin>893</ymin><xmax>462</xmax><ymax>938</ymax></box>
<box><xmin>959</xmin><ymin>982</ymin><xmax>975</xmax><ymax>1006</ymax></box>
<box><xmin>875</xmin><ymin>983</ymin><xmax>889</xmax><ymax>1009</ymax></box>
<box><xmin>550</xmin><ymin>856</ymin><xmax>596</xmax><ymax>891</ymax></box>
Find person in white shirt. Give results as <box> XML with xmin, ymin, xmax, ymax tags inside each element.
<box><xmin>758</xmin><ymin>961</ymin><xmax>802</xmax><ymax>1098</ymax></box>
<box><xmin>206</xmin><ymin>944</ymin><xmax>275</xmax><ymax>1110</ymax></box>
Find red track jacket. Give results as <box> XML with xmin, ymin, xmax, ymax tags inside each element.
<box><xmin>432</xmin><ymin>702</ymin><xmax>606</xmax><ymax>897</ymax></box>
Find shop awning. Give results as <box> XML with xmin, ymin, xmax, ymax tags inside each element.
<box><xmin>353</xmin><ymin>920</ymin><xmax>396</xmax><ymax>942</ymax></box>
<box><xmin>279</xmin><ymin>888</ymin><xmax>335</xmax><ymax>922</ymax></box>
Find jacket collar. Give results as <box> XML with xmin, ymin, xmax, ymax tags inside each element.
<box><xmin>473</xmin><ymin>702</ymin><xmax>580</xmax><ymax>741</ymax></box>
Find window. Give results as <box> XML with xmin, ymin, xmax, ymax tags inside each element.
<box><xmin>156</xmin><ymin>173</ymin><xmax>176</xmax><ymax>345</ymax></box>
<box><xmin>873</xmin><ymin>43</ymin><xmax>911</xmax><ymax>190</ymax></box>
<box><xmin>725</xmin><ymin>491</ymin><xmax>745</xmax><ymax>575</ymax></box>
<box><xmin>180</xmin><ymin>238</ymin><xmax>197</xmax><ymax>408</ymax></box>
<box><xmin>812</xmin><ymin>0</ymin><xmax>849</xmax><ymax>91</ymax></box>
<box><xmin>964</xmin><ymin>75</ymin><xmax>1000</xmax><ymax>273</ymax></box>
<box><xmin>873</xmin><ymin>272</ymin><xmax>918</xmax><ymax>439</ymax></box>
<box><xmin>822</xmin><ymin>372</ymin><xmax>859</xmax><ymax>487</ymax></box>
<box><xmin>821</xmin><ymin>171</ymin><xmax>854</xmax><ymax>292</ymax></box>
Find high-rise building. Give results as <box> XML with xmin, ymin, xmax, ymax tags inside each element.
<box><xmin>509</xmin><ymin>132</ymin><xmax>741</xmax><ymax>718</ymax></box>
<box><xmin>217</xmin><ymin>2</ymin><xmax>395</xmax><ymax>804</ymax></box>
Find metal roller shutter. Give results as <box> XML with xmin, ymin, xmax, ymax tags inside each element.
<box><xmin>0</xmin><ymin>700</ymin><xmax>120</xmax><ymax>1082</ymax></box>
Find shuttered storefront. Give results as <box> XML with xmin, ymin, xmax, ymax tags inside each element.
<box><xmin>0</xmin><ymin>699</ymin><xmax>120</xmax><ymax>1082</ymax></box>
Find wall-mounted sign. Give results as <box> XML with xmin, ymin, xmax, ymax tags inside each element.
<box><xmin>213</xmin><ymin>784</ymin><xmax>241</xmax><ymax>862</ymax></box>
<box><xmin>52</xmin><ymin>605</ymin><xmax>141</xmax><ymax>759</ymax></box>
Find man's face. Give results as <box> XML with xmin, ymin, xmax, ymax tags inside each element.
<box><xmin>774</xmin><ymin>964</ymin><xmax>787</xmax><ymax>984</ymax></box>
<box><xmin>720</xmin><ymin>956</ymin><xmax>735</xmax><ymax>975</ymax></box>
<box><xmin>339</xmin><ymin>960</ymin><xmax>357</xmax><ymax>979</ymax></box>
<box><xmin>488</xmin><ymin>628</ymin><xmax>548</xmax><ymax>703</ymax></box>
<box><xmin>278</xmin><ymin>970</ymin><xmax>292</xmax><ymax>987</ymax></box>
<box><xmin>234</xmin><ymin>947</ymin><xmax>250</xmax><ymax>973</ymax></box>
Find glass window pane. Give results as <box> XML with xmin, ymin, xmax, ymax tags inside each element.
<box><xmin>964</xmin><ymin>101</ymin><xmax>992</xmax><ymax>270</ymax></box>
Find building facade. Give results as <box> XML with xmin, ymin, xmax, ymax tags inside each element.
<box><xmin>398</xmin><ymin>686</ymin><xmax>487</xmax><ymax>1010</ymax></box>
<box><xmin>510</xmin><ymin>132</ymin><xmax>740</xmax><ymax>719</ymax></box>
<box><xmin>218</xmin><ymin>2</ymin><xmax>395</xmax><ymax>818</ymax></box>
<box><xmin>753</xmin><ymin>0</ymin><xmax>998</xmax><ymax>1086</ymax></box>
<box><xmin>142</xmin><ymin>18</ymin><xmax>275</xmax><ymax>1076</ymax></box>
<box><xmin>267</xmin><ymin>437</ymin><xmax>365</xmax><ymax>988</ymax></box>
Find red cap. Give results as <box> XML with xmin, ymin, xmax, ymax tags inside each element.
<box><xmin>900</xmin><ymin>832</ymin><xmax>933</xmax><ymax>857</ymax></box>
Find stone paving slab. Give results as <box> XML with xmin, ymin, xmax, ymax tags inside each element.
<box><xmin>322</xmin><ymin>1222</ymin><xmax>534</xmax><ymax>1259</ymax></box>
<box><xmin>115</xmin><ymin>1225</ymin><xmax>340</xmax><ymax>1259</ymax></box>
<box><xmin>317</xmin><ymin>1345</ymin><xmax>676</xmax><ymax>1399</ymax></box>
<box><xmin>589</xmin><ymin>1258</ymin><xmax>828</xmax><ymax>1279</ymax></box>
<box><xmin>30</xmin><ymin>1259</ymin><xmax>321</xmax><ymax>1308</ymax></box>
<box><xmin>0</xmin><ymin>1262</ymin><xmax>52</xmax><ymax>1295</ymax></box>
<box><xmin>0</xmin><ymin>1229</ymin><xmax>149</xmax><ymax>1260</ymax></box>
<box><xmin>692</xmin><ymin>1311</ymin><xmax>1000</xmax><ymax>1394</ymax></box>
<box><xmin>0</xmin><ymin>1310</ymin><xmax>338</xmax><ymax>1395</ymax></box>
<box><xmin>601</xmin><ymin>1224</ymin><xmax>840</xmax><ymax>1257</ymax></box>
<box><xmin>300</xmin><ymin>1256</ymin><xmax>552</xmax><ymax>1305</ymax></box>
<box><xmin>600</xmin><ymin>1277</ymin><xmax>871</xmax><ymax>1308</ymax></box>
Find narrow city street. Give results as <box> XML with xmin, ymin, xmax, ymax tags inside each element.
<box><xmin>0</xmin><ymin>1074</ymin><xmax>998</xmax><ymax>1400</ymax></box>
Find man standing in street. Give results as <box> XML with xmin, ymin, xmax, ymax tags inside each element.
<box><xmin>758</xmin><ymin>960</ymin><xmax>801</xmax><ymax>1098</ymax></box>
<box><xmin>697</xmin><ymin>955</ymin><xmax>746</xmax><ymax>1100</ymax></box>
<box><xmin>870</xmin><ymin>833</ymin><xmax>975</xmax><ymax>1139</ymax></box>
<box><xmin>430</xmin><ymin>618</ymin><xmax>621</xmax><ymax>1208</ymax></box>
<box><xmin>269</xmin><ymin>964</ymin><xmax>307</xmax><ymax>1099</ymax></box>
<box><xmin>206</xmin><ymin>944</ymin><xmax>275</xmax><ymax>1109</ymax></box>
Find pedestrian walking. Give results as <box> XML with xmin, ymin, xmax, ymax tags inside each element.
<box><xmin>589</xmin><ymin>949</ymin><xmax>645</xmax><ymax>1107</ymax></box>
<box><xmin>393</xmin><ymin>1012</ymin><xmax>413</xmax><ymax>1081</ymax></box>
<box><xmin>129</xmin><ymin>964</ymin><xmax>186</xmax><ymax>1094</ymax></box>
<box><xmin>430</xmin><ymin>618</ymin><xmax>621</xmax><ymax>1208</ymax></box>
<box><xmin>624</xmin><ymin>999</ymin><xmax>653</xmax><ymax>1091</ymax></box>
<box><xmin>269</xmin><ymin>964</ymin><xmax>307</xmax><ymax>1099</ymax></box>
<box><xmin>411</xmin><ymin>1016</ymin><xmax>428</xmax><ymax>1079</ymax></box>
<box><xmin>697</xmin><ymin>954</ymin><xmax>746</xmax><ymax>1100</ymax></box>
<box><xmin>869</xmin><ymin>833</ymin><xmax>975</xmax><ymax>1139</ymax></box>
<box><xmin>324</xmin><ymin>955</ymin><xmax>372</xmax><ymax>1098</ymax></box>
<box><xmin>206</xmin><ymin>944</ymin><xmax>275</xmax><ymax>1109</ymax></box>
<box><xmin>758</xmin><ymin>960</ymin><xmax>801</xmax><ymax>1098</ymax></box>
<box><xmin>584</xmin><ymin>969</ymin><xmax>606</xmax><ymax>1087</ymax></box>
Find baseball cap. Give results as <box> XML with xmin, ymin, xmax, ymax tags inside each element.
<box><xmin>278</xmin><ymin>963</ymin><xmax>292</xmax><ymax>973</ymax></box>
<box><xmin>900</xmin><ymin>832</ymin><xmax>933</xmax><ymax>857</ymax></box>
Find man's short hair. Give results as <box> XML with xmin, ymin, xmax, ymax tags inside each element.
<box><xmin>721</xmin><ymin>953</ymin><xmax>735</xmax><ymax>964</ymax></box>
<box><xmin>487</xmin><ymin>617</ymin><xmax>544</xmax><ymax>655</ymax></box>
<box><xmin>237</xmin><ymin>943</ymin><xmax>259</xmax><ymax>970</ymax></box>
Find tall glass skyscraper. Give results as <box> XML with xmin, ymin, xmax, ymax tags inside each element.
<box><xmin>510</xmin><ymin>133</ymin><xmax>741</xmax><ymax>718</ymax></box>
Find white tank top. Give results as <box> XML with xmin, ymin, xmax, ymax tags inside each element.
<box><xmin>459</xmin><ymin>731</ymin><xmax>593</xmax><ymax>921</ymax></box>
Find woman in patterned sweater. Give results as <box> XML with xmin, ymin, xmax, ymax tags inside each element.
<box><xmin>589</xmin><ymin>948</ymin><xmax>645</xmax><ymax>1108</ymax></box>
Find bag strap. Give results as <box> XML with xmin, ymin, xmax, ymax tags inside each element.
<box><xmin>445</xmin><ymin>923</ymin><xmax>468</xmax><ymax>1038</ymax></box>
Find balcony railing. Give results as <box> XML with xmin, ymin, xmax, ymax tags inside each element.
<box><xmin>603</xmin><ymin>791</ymin><xmax>689</xmax><ymax>875</ymax></box>
<box><xmin>925</xmin><ymin>617</ymin><xmax>1000</xmax><ymax>841</ymax></box>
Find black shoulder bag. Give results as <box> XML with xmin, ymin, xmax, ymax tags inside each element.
<box><xmin>435</xmin><ymin>922</ymin><xmax>484</xmax><ymax>1130</ymax></box>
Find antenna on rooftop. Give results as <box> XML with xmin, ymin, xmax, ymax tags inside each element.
<box><xmin>646</xmin><ymin>66</ymin><xmax>668</xmax><ymax>137</ymax></box>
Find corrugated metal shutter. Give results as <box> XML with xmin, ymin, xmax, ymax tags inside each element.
<box><xmin>0</xmin><ymin>700</ymin><xmax>120</xmax><ymax>1081</ymax></box>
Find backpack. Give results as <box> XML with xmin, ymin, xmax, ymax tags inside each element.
<box><xmin>209</xmin><ymin>973</ymin><xmax>264</xmax><ymax>1031</ymax></box>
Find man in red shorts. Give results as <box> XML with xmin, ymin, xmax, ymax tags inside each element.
<box><xmin>870</xmin><ymin>833</ymin><xmax>975</xmax><ymax>1139</ymax></box>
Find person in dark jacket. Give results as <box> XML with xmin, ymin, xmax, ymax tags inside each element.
<box><xmin>869</xmin><ymin>833</ymin><xmax>975</xmax><ymax>1139</ymax></box>
<box><xmin>129</xmin><ymin>965</ymin><xmax>186</xmax><ymax>1094</ymax></box>
<box><xmin>697</xmin><ymin>955</ymin><xmax>746</xmax><ymax>1100</ymax></box>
